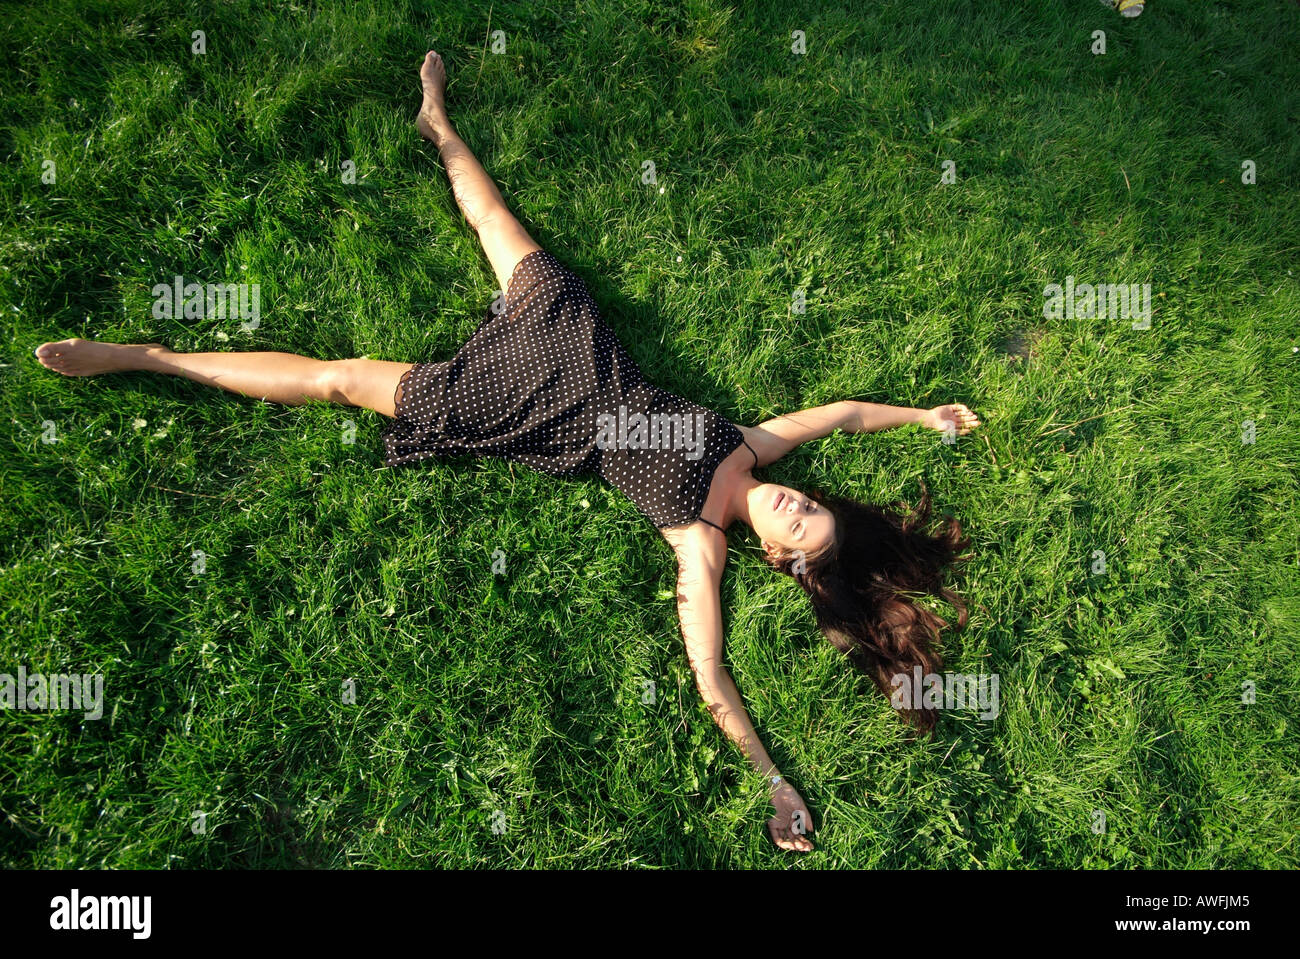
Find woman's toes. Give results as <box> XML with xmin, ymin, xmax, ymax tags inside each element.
<box><xmin>420</xmin><ymin>50</ymin><xmax>446</xmax><ymax>94</ymax></box>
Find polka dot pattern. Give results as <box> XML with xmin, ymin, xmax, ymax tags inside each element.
<box><xmin>380</xmin><ymin>249</ymin><xmax>745</xmax><ymax>529</ymax></box>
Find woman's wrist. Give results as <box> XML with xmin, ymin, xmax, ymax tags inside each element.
<box><xmin>853</xmin><ymin>401</ymin><xmax>931</xmax><ymax>433</ymax></box>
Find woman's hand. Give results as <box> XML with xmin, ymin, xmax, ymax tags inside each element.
<box><xmin>768</xmin><ymin>782</ymin><xmax>815</xmax><ymax>852</ymax></box>
<box><xmin>923</xmin><ymin>403</ymin><xmax>981</xmax><ymax>436</ymax></box>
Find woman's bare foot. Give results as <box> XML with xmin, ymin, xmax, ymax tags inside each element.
<box><xmin>35</xmin><ymin>338</ymin><xmax>169</xmax><ymax>376</ymax></box>
<box><xmin>416</xmin><ymin>50</ymin><xmax>451</xmax><ymax>144</ymax></box>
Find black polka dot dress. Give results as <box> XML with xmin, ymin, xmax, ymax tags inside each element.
<box><xmin>381</xmin><ymin>250</ymin><xmax>750</xmax><ymax>529</ymax></box>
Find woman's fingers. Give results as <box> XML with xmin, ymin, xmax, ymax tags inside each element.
<box><xmin>768</xmin><ymin>818</ymin><xmax>814</xmax><ymax>851</ymax></box>
<box><xmin>768</xmin><ymin>801</ymin><xmax>815</xmax><ymax>851</ymax></box>
<box><xmin>947</xmin><ymin>403</ymin><xmax>981</xmax><ymax>433</ymax></box>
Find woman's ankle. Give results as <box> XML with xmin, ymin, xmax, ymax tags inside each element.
<box><xmin>140</xmin><ymin>343</ymin><xmax>175</xmax><ymax>370</ymax></box>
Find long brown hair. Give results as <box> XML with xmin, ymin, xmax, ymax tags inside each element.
<box><xmin>762</xmin><ymin>482</ymin><xmax>971</xmax><ymax>736</ymax></box>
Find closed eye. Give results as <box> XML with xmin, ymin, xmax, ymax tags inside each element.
<box><xmin>793</xmin><ymin>501</ymin><xmax>815</xmax><ymax>539</ymax></box>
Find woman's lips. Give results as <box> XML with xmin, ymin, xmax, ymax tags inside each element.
<box><xmin>773</xmin><ymin>491</ymin><xmax>785</xmax><ymax>511</ymax></box>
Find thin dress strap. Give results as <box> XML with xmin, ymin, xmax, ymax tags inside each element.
<box><xmin>696</xmin><ymin>434</ymin><xmax>757</xmax><ymax>533</ymax></box>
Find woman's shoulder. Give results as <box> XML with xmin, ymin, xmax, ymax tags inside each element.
<box><xmin>659</xmin><ymin>522</ymin><xmax>729</xmax><ymax>579</ymax></box>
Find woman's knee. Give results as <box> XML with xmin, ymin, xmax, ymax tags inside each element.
<box><xmin>476</xmin><ymin>212</ymin><xmax>542</xmax><ymax>296</ymax></box>
<box><xmin>316</xmin><ymin>359</ymin><xmax>364</xmax><ymax>407</ymax></box>
<box><xmin>319</xmin><ymin>359</ymin><xmax>411</xmax><ymax>416</ymax></box>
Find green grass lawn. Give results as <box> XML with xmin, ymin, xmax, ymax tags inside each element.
<box><xmin>2</xmin><ymin>0</ymin><xmax>1297</xmax><ymax>868</ymax></box>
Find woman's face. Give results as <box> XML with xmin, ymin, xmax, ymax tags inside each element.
<box><xmin>750</xmin><ymin>483</ymin><xmax>835</xmax><ymax>561</ymax></box>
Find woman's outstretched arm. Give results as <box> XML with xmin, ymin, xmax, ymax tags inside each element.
<box><xmin>741</xmin><ymin>400</ymin><xmax>981</xmax><ymax>467</ymax></box>
<box><xmin>672</xmin><ymin>545</ymin><xmax>815</xmax><ymax>852</ymax></box>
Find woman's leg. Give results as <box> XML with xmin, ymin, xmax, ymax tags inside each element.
<box><xmin>416</xmin><ymin>50</ymin><xmax>542</xmax><ymax>296</ymax></box>
<box><xmin>34</xmin><ymin>338</ymin><xmax>414</xmax><ymax>418</ymax></box>
<box><xmin>33</xmin><ymin>54</ymin><xmax>536</xmax><ymax>417</ymax></box>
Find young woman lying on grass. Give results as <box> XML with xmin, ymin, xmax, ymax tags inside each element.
<box><xmin>35</xmin><ymin>51</ymin><xmax>981</xmax><ymax>853</ymax></box>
